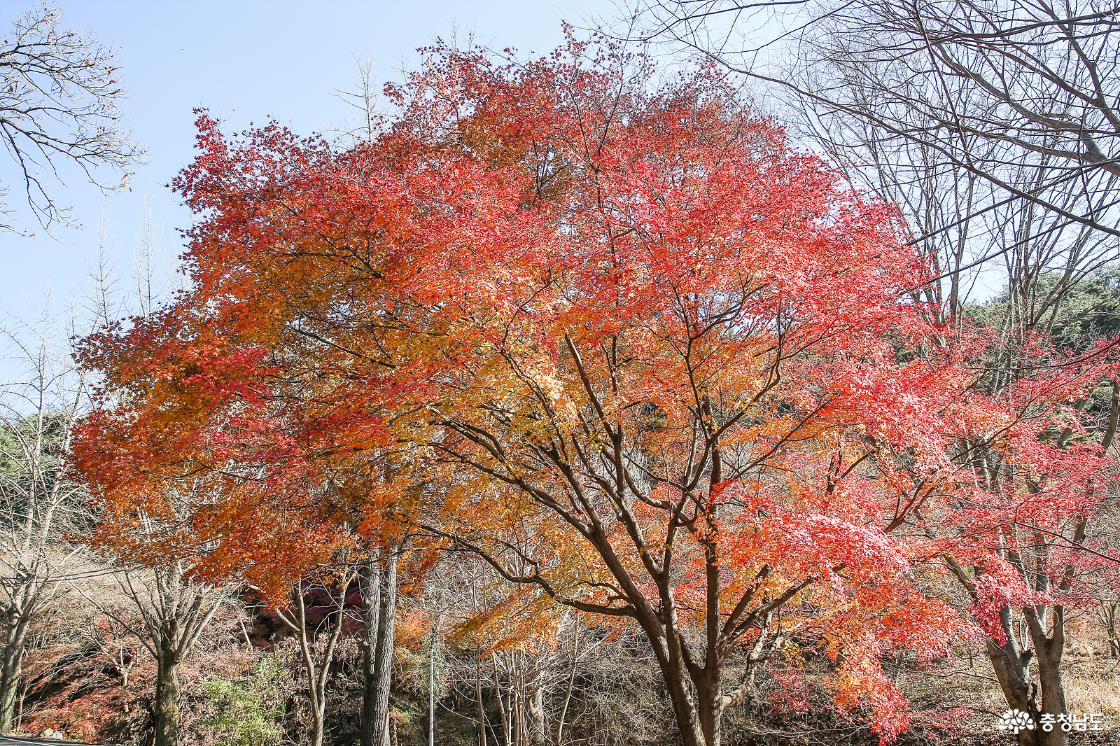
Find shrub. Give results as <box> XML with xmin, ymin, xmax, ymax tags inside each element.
<box><xmin>199</xmin><ymin>654</ymin><xmax>286</xmax><ymax>746</ymax></box>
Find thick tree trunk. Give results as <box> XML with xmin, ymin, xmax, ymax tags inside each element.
<box><xmin>986</xmin><ymin>610</ymin><xmax>1040</xmax><ymax>746</ymax></box>
<box><xmin>1036</xmin><ymin>645</ymin><xmax>1067</xmax><ymax>746</ymax></box>
<box><xmin>638</xmin><ymin>618</ymin><xmax>709</xmax><ymax>746</ymax></box>
<box><xmin>361</xmin><ymin>547</ymin><xmax>398</xmax><ymax>746</ymax></box>
<box><xmin>696</xmin><ymin>673</ymin><xmax>722</xmax><ymax>746</ymax></box>
<box><xmin>0</xmin><ymin>607</ymin><xmax>32</xmax><ymax>735</ymax></box>
<box><xmin>360</xmin><ymin>554</ymin><xmax>381</xmax><ymax>746</ymax></box>
<box><xmin>987</xmin><ymin>642</ymin><xmax>1039</xmax><ymax>746</ymax></box>
<box><xmin>0</xmin><ymin>641</ymin><xmax>24</xmax><ymax>734</ymax></box>
<box><xmin>985</xmin><ymin>604</ymin><xmax>1072</xmax><ymax>746</ymax></box>
<box><xmin>659</xmin><ymin>666</ymin><xmax>707</xmax><ymax>746</ymax></box>
<box><xmin>153</xmin><ymin>646</ymin><xmax>181</xmax><ymax>746</ymax></box>
<box><xmin>1030</xmin><ymin>614</ymin><xmax>1068</xmax><ymax>746</ymax></box>
<box><xmin>987</xmin><ymin>639</ymin><xmax>1034</xmax><ymax>714</ymax></box>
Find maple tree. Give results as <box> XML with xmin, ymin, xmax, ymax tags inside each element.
<box><xmin>937</xmin><ymin>332</ymin><xmax>1120</xmax><ymax>746</ymax></box>
<box><xmin>71</xmin><ymin>36</ymin><xmax>1120</xmax><ymax>746</ymax></box>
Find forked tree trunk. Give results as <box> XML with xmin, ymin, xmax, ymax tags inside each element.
<box><xmin>361</xmin><ymin>546</ymin><xmax>399</xmax><ymax>746</ymax></box>
<box><xmin>283</xmin><ymin>580</ymin><xmax>347</xmax><ymax>746</ymax></box>
<box><xmin>637</xmin><ymin>617</ymin><xmax>711</xmax><ymax>746</ymax></box>
<box><xmin>987</xmin><ymin>642</ymin><xmax>1038</xmax><ymax>746</ymax></box>
<box><xmin>110</xmin><ymin>566</ymin><xmax>223</xmax><ymax>746</ymax></box>
<box><xmin>986</xmin><ymin>605</ymin><xmax>1069</xmax><ymax>746</ymax></box>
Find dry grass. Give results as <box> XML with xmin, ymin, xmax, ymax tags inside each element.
<box><xmin>896</xmin><ymin>647</ymin><xmax>1120</xmax><ymax>744</ymax></box>
<box><xmin>1064</xmin><ymin>658</ymin><xmax>1120</xmax><ymax>724</ymax></box>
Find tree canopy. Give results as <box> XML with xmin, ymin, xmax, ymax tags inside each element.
<box><xmin>72</xmin><ymin>39</ymin><xmax>1120</xmax><ymax>746</ymax></box>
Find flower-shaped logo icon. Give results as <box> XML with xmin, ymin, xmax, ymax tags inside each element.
<box><xmin>998</xmin><ymin>709</ymin><xmax>1036</xmax><ymax>734</ymax></box>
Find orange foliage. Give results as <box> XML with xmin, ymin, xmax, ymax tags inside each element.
<box><xmin>72</xmin><ymin>33</ymin><xmax>1120</xmax><ymax>744</ymax></box>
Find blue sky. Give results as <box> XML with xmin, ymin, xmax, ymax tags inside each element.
<box><xmin>0</xmin><ymin>0</ymin><xmax>614</xmax><ymax>330</ymax></box>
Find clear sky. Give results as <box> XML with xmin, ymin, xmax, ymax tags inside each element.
<box><xmin>0</xmin><ymin>0</ymin><xmax>615</xmax><ymax>330</ymax></box>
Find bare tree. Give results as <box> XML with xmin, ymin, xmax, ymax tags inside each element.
<box><xmin>793</xmin><ymin>98</ymin><xmax>1118</xmax><ymax>324</ymax></box>
<box><xmin>75</xmin><ymin>463</ymin><xmax>231</xmax><ymax>746</ymax></box>
<box><xmin>798</xmin><ymin>101</ymin><xmax>1119</xmax><ymax>746</ymax></box>
<box><xmin>435</xmin><ymin>555</ymin><xmax>663</xmax><ymax>746</ymax></box>
<box><xmin>635</xmin><ymin>0</ymin><xmax>1120</xmax><ymax>239</ymax></box>
<box><xmin>337</xmin><ymin>56</ymin><xmax>380</xmax><ymax>146</ymax></box>
<box><xmin>0</xmin><ymin>315</ymin><xmax>91</xmax><ymax>734</ymax></box>
<box><xmin>0</xmin><ymin>4</ymin><xmax>137</xmax><ymax>230</ymax></box>
<box><xmin>86</xmin><ymin>563</ymin><xmax>227</xmax><ymax>746</ymax></box>
<box><xmin>268</xmin><ymin>566</ymin><xmax>355</xmax><ymax>746</ymax></box>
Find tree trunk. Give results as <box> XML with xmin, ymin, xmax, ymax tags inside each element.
<box><xmin>428</xmin><ymin>615</ymin><xmax>437</xmax><ymax>746</ymax></box>
<box><xmin>554</xmin><ymin>653</ymin><xmax>576</xmax><ymax>746</ymax></box>
<box><xmin>296</xmin><ymin>630</ymin><xmax>327</xmax><ymax>746</ymax></box>
<box><xmin>0</xmin><ymin>607</ymin><xmax>32</xmax><ymax>735</ymax></box>
<box><xmin>476</xmin><ymin>661</ymin><xmax>488</xmax><ymax>746</ymax></box>
<box><xmin>1035</xmin><ymin>644</ymin><xmax>1068</xmax><ymax>746</ymax></box>
<box><xmin>1029</xmin><ymin>614</ymin><xmax>1068</xmax><ymax>746</ymax></box>
<box><xmin>493</xmin><ymin>663</ymin><xmax>511</xmax><ymax>746</ymax></box>
<box><xmin>153</xmin><ymin>646</ymin><xmax>181</xmax><ymax>746</ymax></box>
<box><xmin>0</xmin><ymin>641</ymin><xmax>24</xmax><ymax>734</ymax></box>
<box><xmin>310</xmin><ymin>703</ymin><xmax>326</xmax><ymax>746</ymax></box>
<box><xmin>634</xmin><ymin>610</ymin><xmax>709</xmax><ymax>746</ymax></box>
<box><xmin>361</xmin><ymin>546</ymin><xmax>398</xmax><ymax>746</ymax></box>
<box><xmin>696</xmin><ymin>673</ymin><xmax>722</xmax><ymax>746</ymax></box>
<box><xmin>360</xmin><ymin>552</ymin><xmax>381</xmax><ymax>746</ymax></box>
<box><xmin>281</xmin><ymin>578</ymin><xmax>347</xmax><ymax>746</ymax></box>
<box><xmin>650</xmin><ymin>652</ymin><xmax>708</xmax><ymax>746</ymax></box>
<box><xmin>1105</xmin><ymin>604</ymin><xmax>1119</xmax><ymax>658</ymax></box>
<box><xmin>984</xmin><ymin>603</ymin><xmax>1074</xmax><ymax>746</ymax></box>
<box><xmin>987</xmin><ymin>644</ymin><xmax>1040</xmax><ymax>746</ymax></box>
<box><xmin>526</xmin><ymin>681</ymin><xmax>545</xmax><ymax>746</ymax></box>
